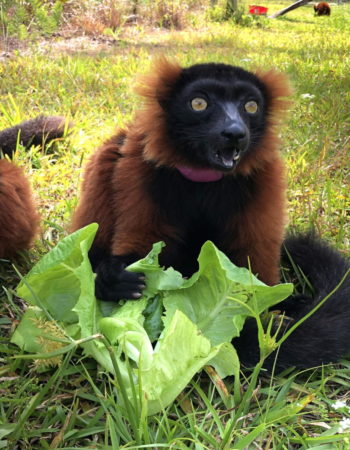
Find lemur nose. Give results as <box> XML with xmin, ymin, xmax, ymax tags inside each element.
<box><xmin>221</xmin><ymin>124</ymin><xmax>247</xmax><ymax>142</ymax></box>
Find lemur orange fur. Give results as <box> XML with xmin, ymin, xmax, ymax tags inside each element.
<box><xmin>72</xmin><ymin>59</ymin><xmax>291</xmax><ymax>285</ymax></box>
<box><xmin>314</xmin><ymin>2</ymin><xmax>331</xmax><ymax>16</ymax></box>
<box><xmin>0</xmin><ymin>115</ymin><xmax>72</xmax><ymax>258</ymax></box>
<box><xmin>0</xmin><ymin>159</ymin><xmax>40</xmax><ymax>258</ymax></box>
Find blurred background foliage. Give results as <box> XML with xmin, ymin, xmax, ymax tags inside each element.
<box><xmin>0</xmin><ymin>0</ymin><xmax>274</xmax><ymax>39</ymax></box>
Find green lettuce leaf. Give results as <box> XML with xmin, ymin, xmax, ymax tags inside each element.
<box><xmin>16</xmin><ymin>223</ymin><xmax>98</xmax><ymax>323</ymax></box>
<box><xmin>163</xmin><ymin>241</ymin><xmax>293</xmax><ymax>344</ymax></box>
<box><xmin>127</xmin><ymin>242</ymin><xmax>185</xmax><ymax>296</ymax></box>
<box><xmin>142</xmin><ymin>310</ymin><xmax>222</xmax><ymax>415</ymax></box>
<box><xmin>12</xmin><ymin>224</ymin><xmax>293</xmax><ymax>415</ymax></box>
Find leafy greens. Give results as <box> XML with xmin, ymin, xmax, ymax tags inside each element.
<box><xmin>12</xmin><ymin>224</ymin><xmax>293</xmax><ymax>415</ymax></box>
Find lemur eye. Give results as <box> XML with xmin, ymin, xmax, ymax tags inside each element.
<box><xmin>190</xmin><ymin>97</ymin><xmax>208</xmax><ymax>111</ymax></box>
<box><xmin>244</xmin><ymin>100</ymin><xmax>258</xmax><ymax>114</ymax></box>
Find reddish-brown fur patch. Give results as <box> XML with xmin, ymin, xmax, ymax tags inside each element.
<box><xmin>224</xmin><ymin>157</ymin><xmax>287</xmax><ymax>284</ymax></box>
<box><xmin>314</xmin><ymin>2</ymin><xmax>331</xmax><ymax>16</ymax></box>
<box><xmin>111</xmin><ymin>133</ymin><xmax>180</xmax><ymax>256</ymax></box>
<box><xmin>134</xmin><ymin>57</ymin><xmax>185</xmax><ymax>168</ymax></box>
<box><xmin>235</xmin><ymin>69</ymin><xmax>292</xmax><ymax>176</ymax></box>
<box><xmin>70</xmin><ymin>132</ymin><xmax>124</xmax><ymax>250</ymax></box>
<box><xmin>0</xmin><ymin>160</ymin><xmax>40</xmax><ymax>258</ymax></box>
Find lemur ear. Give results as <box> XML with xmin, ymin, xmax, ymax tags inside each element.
<box><xmin>133</xmin><ymin>57</ymin><xmax>184</xmax><ymax>167</ymax></box>
<box><xmin>254</xmin><ymin>69</ymin><xmax>293</xmax><ymax>126</ymax></box>
<box><xmin>134</xmin><ymin>56</ymin><xmax>182</xmax><ymax>104</ymax></box>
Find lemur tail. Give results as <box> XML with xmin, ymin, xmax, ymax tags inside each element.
<box><xmin>283</xmin><ymin>233</ymin><xmax>349</xmax><ymax>300</ymax></box>
<box><xmin>0</xmin><ymin>116</ymin><xmax>72</xmax><ymax>157</ymax></box>
<box><xmin>234</xmin><ymin>233</ymin><xmax>350</xmax><ymax>371</ymax></box>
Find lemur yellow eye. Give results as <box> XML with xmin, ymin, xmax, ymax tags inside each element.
<box><xmin>244</xmin><ymin>100</ymin><xmax>258</xmax><ymax>114</ymax></box>
<box><xmin>191</xmin><ymin>97</ymin><xmax>208</xmax><ymax>111</ymax></box>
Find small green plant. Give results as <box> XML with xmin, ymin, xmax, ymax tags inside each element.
<box><xmin>229</xmin><ymin>7</ymin><xmax>255</xmax><ymax>25</ymax></box>
<box><xmin>0</xmin><ymin>0</ymin><xmax>64</xmax><ymax>39</ymax></box>
<box><xmin>208</xmin><ymin>2</ymin><xmax>227</xmax><ymax>22</ymax></box>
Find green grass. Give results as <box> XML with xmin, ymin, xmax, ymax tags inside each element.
<box><xmin>1</xmin><ymin>2</ymin><xmax>350</xmax><ymax>448</ymax></box>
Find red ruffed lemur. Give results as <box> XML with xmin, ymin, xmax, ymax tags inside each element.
<box><xmin>0</xmin><ymin>116</ymin><xmax>68</xmax><ymax>258</ymax></box>
<box><xmin>72</xmin><ymin>59</ymin><xmax>350</xmax><ymax>371</ymax></box>
<box><xmin>314</xmin><ymin>2</ymin><xmax>331</xmax><ymax>16</ymax></box>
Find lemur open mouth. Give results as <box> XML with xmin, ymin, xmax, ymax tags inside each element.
<box><xmin>214</xmin><ymin>148</ymin><xmax>241</xmax><ymax>169</ymax></box>
<box><xmin>176</xmin><ymin>148</ymin><xmax>242</xmax><ymax>182</ymax></box>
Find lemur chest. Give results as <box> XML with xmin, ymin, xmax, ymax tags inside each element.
<box><xmin>150</xmin><ymin>170</ymin><xmax>256</xmax><ymax>276</ymax></box>
<box><xmin>151</xmin><ymin>171</ymin><xmax>255</xmax><ymax>232</ymax></box>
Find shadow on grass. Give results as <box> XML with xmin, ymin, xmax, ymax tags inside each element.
<box><xmin>277</xmin><ymin>16</ymin><xmax>315</xmax><ymax>24</ymax></box>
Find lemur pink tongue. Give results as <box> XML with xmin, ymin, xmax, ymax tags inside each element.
<box><xmin>177</xmin><ymin>166</ymin><xmax>223</xmax><ymax>182</ymax></box>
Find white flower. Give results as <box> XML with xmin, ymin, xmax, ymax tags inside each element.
<box><xmin>333</xmin><ymin>400</ymin><xmax>348</xmax><ymax>410</ymax></box>
<box><xmin>338</xmin><ymin>417</ymin><xmax>350</xmax><ymax>433</ymax></box>
<box><xmin>301</xmin><ymin>93</ymin><xmax>315</xmax><ymax>99</ymax></box>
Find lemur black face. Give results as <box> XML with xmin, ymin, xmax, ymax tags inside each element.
<box><xmin>162</xmin><ymin>63</ymin><xmax>268</xmax><ymax>172</ymax></box>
